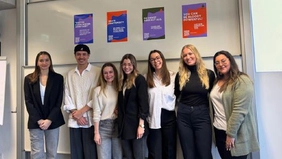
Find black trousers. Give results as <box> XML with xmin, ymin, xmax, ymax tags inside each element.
<box><xmin>121</xmin><ymin>136</ymin><xmax>147</xmax><ymax>159</ymax></box>
<box><xmin>177</xmin><ymin>103</ymin><xmax>212</xmax><ymax>159</ymax></box>
<box><xmin>214</xmin><ymin>127</ymin><xmax>248</xmax><ymax>159</ymax></box>
<box><xmin>69</xmin><ymin>126</ymin><xmax>97</xmax><ymax>159</ymax></box>
<box><xmin>147</xmin><ymin>109</ymin><xmax>177</xmax><ymax>159</ymax></box>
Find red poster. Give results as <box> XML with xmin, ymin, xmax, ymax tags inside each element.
<box><xmin>182</xmin><ymin>3</ymin><xmax>207</xmax><ymax>38</ymax></box>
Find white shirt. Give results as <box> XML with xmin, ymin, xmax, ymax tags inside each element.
<box><xmin>146</xmin><ymin>71</ymin><xmax>176</xmax><ymax>129</ymax></box>
<box><xmin>64</xmin><ymin>64</ymin><xmax>100</xmax><ymax>128</ymax></box>
<box><xmin>40</xmin><ymin>82</ymin><xmax>46</xmax><ymax>105</ymax></box>
<box><xmin>92</xmin><ymin>85</ymin><xmax>118</xmax><ymax>122</ymax></box>
<box><xmin>210</xmin><ymin>83</ymin><xmax>227</xmax><ymax>130</ymax></box>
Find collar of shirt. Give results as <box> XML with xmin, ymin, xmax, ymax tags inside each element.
<box><xmin>74</xmin><ymin>63</ymin><xmax>92</xmax><ymax>76</ymax></box>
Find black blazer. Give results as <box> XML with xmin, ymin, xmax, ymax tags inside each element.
<box><xmin>24</xmin><ymin>71</ymin><xmax>65</xmax><ymax>129</ymax></box>
<box><xmin>117</xmin><ymin>74</ymin><xmax>149</xmax><ymax>140</ymax></box>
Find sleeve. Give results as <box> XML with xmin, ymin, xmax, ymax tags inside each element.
<box><xmin>208</xmin><ymin>69</ymin><xmax>215</xmax><ymax>92</ymax></box>
<box><xmin>24</xmin><ymin>76</ymin><xmax>41</xmax><ymax>122</ymax></box>
<box><xmin>174</xmin><ymin>72</ymin><xmax>181</xmax><ymax>100</ymax></box>
<box><xmin>47</xmin><ymin>74</ymin><xmax>64</xmax><ymax>121</ymax></box>
<box><xmin>136</xmin><ymin>75</ymin><xmax>149</xmax><ymax>120</ymax></box>
<box><xmin>63</xmin><ymin>73</ymin><xmax>76</xmax><ymax>113</ymax></box>
<box><xmin>86</xmin><ymin>87</ymin><xmax>95</xmax><ymax>108</ymax></box>
<box><xmin>92</xmin><ymin>87</ymin><xmax>101</xmax><ymax>122</ymax></box>
<box><xmin>226</xmin><ymin>76</ymin><xmax>254</xmax><ymax>138</ymax></box>
<box><xmin>162</xmin><ymin>73</ymin><xmax>176</xmax><ymax>110</ymax></box>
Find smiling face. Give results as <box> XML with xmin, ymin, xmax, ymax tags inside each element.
<box><xmin>149</xmin><ymin>52</ymin><xmax>163</xmax><ymax>71</ymax></box>
<box><xmin>182</xmin><ymin>47</ymin><xmax>197</xmax><ymax>66</ymax></box>
<box><xmin>122</xmin><ymin>58</ymin><xmax>134</xmax><ymax>75</ymax></box>
<box><xmin>37</xmin><ymin>54</ymin><xmax>51</xmax><ymax>71</ymax></box>
<box><xmin>75</xmin><ymin>51</ymin><xmax>89</xmax><ymax>66</ymax></box>
<box><xmin>103</xmin><ymin>66</ymin><xmax>115</xmax><ymax>84</ymax></box>
<box><xmin>214</xmin><ymin>54</ymin><xmax>231</xmax><ymax>76</ymax></box>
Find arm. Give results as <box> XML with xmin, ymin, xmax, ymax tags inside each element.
<box><xmin>226</xmin><ymin>75</ymin><xmax>254</xmax><ymax>138</ymax></box>
<box><xmin>174</xmin><ymin>72</ymin><xmax>181</xmax><ymax>100</ymax></box>
<box><xmin>92</xmin><ymin>88</ymin><xmax>101</xmax><ymax>144</ymax></box>
<box><xmin>46</xmin><ymin>74</ymin><xmax>64</xmax><ymax>123</ymax></box>
<box><xmin>63</xmin><ymin>73</ymin><xmax>77</xmax><ymax>113</ymax></box>
<box><xmin>24</xmin><ymin>76</ymin><xmax>41</xmax><ymax>123</ymax></box>
<box><xmin>136</xmin><ymin>75</ymin><xmax>148</xmax><ymax>139</ymax></box>
<box><xmin>94</xmin><ymin>121</ymin><xmax>101</xmax><ymax>145</ymax></box>
<box><xmin>72</xmin><ymin>105</ymin><xmax>91</xmax><ymax>120</ymax></box>
<box><xmin>208</xmin><ymin>69</ymin><xmax>215</xmax><ymax>92</ymax></box>
<box><xmin>136</xmin><ymin>75</ymin><xmax>149</xmax><ymax>120</ymax></box>
<box><xmin>162</xmin><ymin>72</ymin><xmax>176</xmax><ymax>110</ymax></box>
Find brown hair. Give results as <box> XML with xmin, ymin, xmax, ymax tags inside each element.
<box><xmin>28</xmin><ymin>51</ymin><xmax>54</xmax><ymax>83</ymax></box>
<box><xmin>213</xmin><ymin>50</ymin><xmax>248</xmax><ymax>92</ymax></box>
<box><xmin>146</xmin><ymin>50</ymin><xmax>170</xmax><ymax>88</ymax></box>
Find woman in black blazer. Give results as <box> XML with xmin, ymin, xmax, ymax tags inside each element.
<box><xmin>24</xmin><ymin>51</ymin><xmax>65</xmax><ymax>159</ymax></box>
<box><xmin>117</xmin><ymin>54</ymin><xmax>149</xmax><ymax>159</ymax></box>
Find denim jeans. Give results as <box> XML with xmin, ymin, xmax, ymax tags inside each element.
<box><xmin>29</xmin><ymin>128</ymin><xmax>59</xmax><ymax>159</ymax></box>
<box><xmin>97</xmin><ymin>119</ymin><xmax>122</xmax><ymax>159</ymax></box>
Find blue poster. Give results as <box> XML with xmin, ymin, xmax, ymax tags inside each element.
<box><xmin>74</xmin><ymin>14</ymin><xmax>93</xmax><ymax>44</ymax></box>
<box><xmin>107</xmin><ymin>11</ymin><xmax>128</xmax><ymax>42</ymax></box>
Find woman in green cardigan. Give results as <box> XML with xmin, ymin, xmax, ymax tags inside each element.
<box><xmin>210</xmin><ymin>50</ymin><xmax>259</xmax><ymax>159</ymax></box>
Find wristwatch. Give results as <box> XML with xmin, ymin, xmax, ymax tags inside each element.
<box><xmin>139</xmin><ymin>124</ymin><xmax>145</xmax><ymax>128</ymax></box>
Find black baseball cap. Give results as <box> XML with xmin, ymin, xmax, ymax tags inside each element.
<box><xmin>74</xmin><ymin>44</ymin><xmax>90</xmax><ymax>54</ymax></box>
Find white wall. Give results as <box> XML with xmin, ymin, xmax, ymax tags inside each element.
<box><xmin>254</xmin><ymin>73</ymin><xmax>282</xmax><ymax>159</ymax></box>
<box><xmin>250</xmin><ymin>0</ymin><xmax>282</xmax><ymax>158</ymax></box>
<box><xmin>0</xmin><ymin>8</ymin><xmax>17</xmax><ymax>159</ymax></box>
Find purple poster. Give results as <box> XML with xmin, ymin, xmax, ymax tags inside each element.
<box><xmin>74</xmin><ymin>14</ymin><xmax>93</xmax><ymax>44</ymax></box>
<box><xmin>142</xmin><ymin>7</ymin><xmax>165</xmax><ymax>40</ymax></box>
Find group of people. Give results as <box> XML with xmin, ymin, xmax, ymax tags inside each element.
<box><xmin>24</xmin><ymin>44</ymin><xmax>259</xmax><ymax>159</ymax></box>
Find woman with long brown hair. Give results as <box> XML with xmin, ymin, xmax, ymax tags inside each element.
<box><xmin>24</xmin><ymin>51</ymin><xmax>65</xmax><ymax>159</ymax></box>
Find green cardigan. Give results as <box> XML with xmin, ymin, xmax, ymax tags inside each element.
<box><xmin>221</xmin><ymin>75</ymin><xmax>259</xmax><ymax>156</ymax></box>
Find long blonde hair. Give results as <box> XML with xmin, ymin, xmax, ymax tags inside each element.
<box><xmin>179</xmin><ymin>44</ymin><xmax>209</xmax><ymax>90</ymax></box>
<box><xmin>119</xmin><ymin>54</ymin><xmax>138</xmax><ymax>91</ymax></box>
<box><xmin>97</xmin><ymin>63</ymin><xmax>119</xmax><ymax>96</ymax></box>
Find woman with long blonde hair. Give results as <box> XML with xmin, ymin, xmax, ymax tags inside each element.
<box><xmin>175</xmin><ymin>44</ymin><xmax>215</xmax><ymax>159</ymax></box>
<box><xmin>93</xmin><ymin>62</ymin><xmax>122</xmax><ymax>159</ymax></box>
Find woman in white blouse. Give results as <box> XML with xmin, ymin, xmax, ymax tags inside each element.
<box><xmin>146</xmin><ymin>50</ymin><xmax>177</xmax><ymax>159</ymax></box>
<box><xmin>92</xmin><ymin>63</ymin><xmax>122</xmax><ymax>159</ymax></box>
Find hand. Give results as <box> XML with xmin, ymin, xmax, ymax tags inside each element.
<box><xmin>136</xmin><ymin>126</ymin><xmax>145</xmax><ymax>139</ymax></box>
<box><xmin>114</xmin><ymin>108</ymin><xmax>118</xmax><ymax>115</ymax></box>
<box><xmin>37</xmin><ymin>119</ymin><xmax>44</xmax><ymax>126</ymax></box>
<box><xmin>94</xmin><ymin>133</ymin><xmax>101</xmax><ymax>145</ymax></box>
<box><xmin>72</xmin><ymin>109</ymin><xmax>83</xmax><ymax>120</ymax></box>
<box><xmin>39</xmin><ymin>119</ymin><xmax>52</xmax><ymax>130</ymax></box>
<box><xmin>76</xmin><ymin>117</ymin><xmax>88</xmax><ymax>125</ymax></box>
<box><xmin>226</xmin><ymin>136</ymin><xmax>235</xmax><ymax>151</ymax></box>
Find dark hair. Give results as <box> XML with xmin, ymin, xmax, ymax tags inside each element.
<box><xmin>97</xmin><ymin>62</ymin><xmax>119</xmax><ymax>95</ymax></box>
<box><xmin>213</xmin><ymin>50</ymin><xmax>247</xmax><ymax>91</ymax></box>
<box><xmin>28</xmin><ymin>51</ymin><xmax>55</xmax><ymax>83</ymax></box>
<box><xmin>147</xmin><ymin>50</ymin><xmax>170</xmax><ymax>88</ymax></box>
